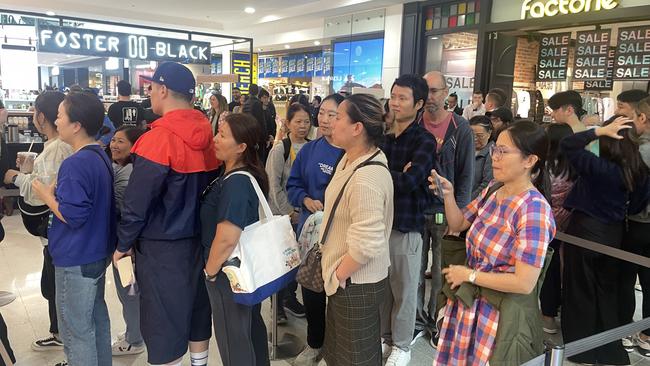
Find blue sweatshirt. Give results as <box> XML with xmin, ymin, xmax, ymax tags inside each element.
<box><xmin>48</xmin><ymin>145</ymin><xmax>116</xmax><ymax>267</ymax></box>
<box><xmin>287</xmin><ymin>137</ymin><xmax>343</xmax><ymax>235</ymax></box>
<box><xmin>562</xmin><ymin>129</ymin><xmax>650</xmax><ymax>224</ymax></box>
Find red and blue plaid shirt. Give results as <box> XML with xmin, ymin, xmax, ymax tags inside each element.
<box><xmin>435</xmin><ymin>182</ymin><xmax>555</xmax><ymax>365</ymax></box>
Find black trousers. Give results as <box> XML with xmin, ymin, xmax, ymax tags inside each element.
<box><xmin>206</xmin><ymin>273</ymin><xmax>269</xmax><ymax>366</ymax></box>
<box><xmin>619</xmin><ymin>220</ymin><xmax>650</xmax><ymax>336</ymax></box>
<box><xmin>0</xmin><ymin>312</ymin><xmax>16</xmax><ymax>366</ymax></box>
<box><xmin>302</xmin><ymin>287</ymin><xmax>326</xmax><ymax>349</ymax></box>
<box><xmin>276</xmin><ymin>280</ymin><xmax>299</xmax><ymax>309</ymax></box>
<box><xmin>540</xmin><ymin>239</ymin><xmax>562</xmax><ymax>317</ymax></box>
<box><xmin>42</xmin><ymin>246</ymin><xmax>58</xmax><ymax>335</ymax></box>
<box><xmin>562</xmin><ymin>211</ymin><xmax>629</xmax><ymax>365</ymax></box>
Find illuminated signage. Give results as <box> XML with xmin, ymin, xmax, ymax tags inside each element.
<box><xmin>521</xmin><ymin>0</ymin><xmax>618</xmax><ymax>19</ymax></box>
<box><xmin>36</xmin><ymin>25</ymin><xmax>211</xmax><ymax>64</ymax></box>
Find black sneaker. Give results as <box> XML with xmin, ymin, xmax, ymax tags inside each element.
<box><xmin>54</xmin><ymin>361</ymin><xmax>68</xmax><ymax>366</ymax></box>
<box><xmin>32</xmin><ymin>335</ymin><xmax>63</xmax><ymax>351</ymax></box>
<box><xmin>411</xmin><ymin>329</ymin><xmax>426</xmax><ymax>346</ymax></box>
<box><xmin>284</xmin><ymin>297</ymin><xmax>306</xmax><ymax>318</ymax></box>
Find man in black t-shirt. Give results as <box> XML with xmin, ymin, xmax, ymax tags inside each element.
<box><xmin>108</xmin><ymin>80</ymin><xmax>146</xmax><ymax>128</ymax></box>
<box><xmin>228</xmin><ymin>87</ymin><xmax>242</xmax><ymax>112</ymax></box>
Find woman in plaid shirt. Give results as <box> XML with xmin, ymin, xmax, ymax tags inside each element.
<box><xmin>429</xmin><ymin>121</ymin><xmax>556</xmax><ymax>365</ymax></box>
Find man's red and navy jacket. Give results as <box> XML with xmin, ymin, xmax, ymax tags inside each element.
<box><xmin>117</xmin><ymin>109</ymin><xmax>220</xmax><ymax>251</ymax></box>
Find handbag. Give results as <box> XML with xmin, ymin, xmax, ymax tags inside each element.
<box><xmin>296</xmin><ymin>150</ymin><xmax>387</xmax><ymax>293</ymax></box>
<box><xmin>221</xmin><ymin>171</ymin><xmax>301</xmax><ymax>306</ymax></box>
<box><xmin>18</xmin><ymin>197</ymin><xmax>50</xmax><ymax>238</ymax></box>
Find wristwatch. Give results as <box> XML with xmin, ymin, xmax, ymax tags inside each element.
<box><xmin>468</xmin><ymin>270</ymin><xmax>477</xmax><ymax>284</ymax></box>
<box><xmin>203</xmin><ymin>268</ymin><xmax>218</xmax><ymax>281</ymax></box>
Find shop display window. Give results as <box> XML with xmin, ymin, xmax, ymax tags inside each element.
<box><xmin>425</xmin><ymin>2</ymin><xmax>480</xmax><ymax>31</ymax></box>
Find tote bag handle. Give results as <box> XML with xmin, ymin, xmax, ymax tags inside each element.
<box><xmin>225</xmin><ymin>171</ymin><xmax>274</xmax><ymax>222</ymax></box>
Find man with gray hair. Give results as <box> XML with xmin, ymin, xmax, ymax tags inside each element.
<box><xmin>415</xmin><ymin>71</ymin><xmax>474</xmax><ymax>347</ymax></box>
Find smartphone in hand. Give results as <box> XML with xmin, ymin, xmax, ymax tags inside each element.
<box><xmin>432</xmin><ymin>170</ymin><xmax>444</xmax><ymax>198</ymax></box>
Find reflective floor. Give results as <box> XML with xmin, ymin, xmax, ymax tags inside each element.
<box><xmin>0</xmin><ymin>213</ymin><xmax>648</xmax><ymax>365</ymax></box>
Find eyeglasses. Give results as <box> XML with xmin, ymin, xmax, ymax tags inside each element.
<box><xmin>474</xmin><ymin>132</ymin><xmax>489</xmax><ymax>140</ymax></box>
<box><xmin>489</xmin><ymin>145</ymin><xmax>520</xmax><ymax>160</ymax></box>
<box><xmin>429</xmin><ymin>87</ymin><xmax>446</xmax><ymax>94</ymax></box>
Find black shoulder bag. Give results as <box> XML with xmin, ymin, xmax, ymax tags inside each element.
<box><xmin>296</xmin><ymin>150</ymin><xmax>388</xmax><ymax>293</ymax></box>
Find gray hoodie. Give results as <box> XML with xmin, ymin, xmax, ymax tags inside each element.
<box><xmin>630</xmin><ymin>132</ymin><xmax>650</xmax><ymax>223</ymax></box>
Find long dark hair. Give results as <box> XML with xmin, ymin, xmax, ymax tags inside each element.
<box><xmin>34</xmin><ymin>91</ymin><xmax>65</xmax><ymax>127</ymax></box>
<box><xmin>224</xmin><ymin>113</ymin><xmax>270</xmax><ymax>196</ymax></box>
<box><xmin>505</xmin><ymin>120</ymin><xmax>551</xmax><ymax>201</ymax></box>
<box><xmin>545</xmin><ymin>123</ymin><xmax>577</xmax><ymax>181</ymax></box>
<box><xmin>599</xmin><ymin>114</ymin><xmax>648</xmax><ymax>192</ymax></box>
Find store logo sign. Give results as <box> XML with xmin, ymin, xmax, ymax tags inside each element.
<box><xmin>36</xmin><ymin>25</ymin><xmax>211</xmax><ymax>64</ymax></box>
<box><xmin>521</xmin><ymin>0</ymin><xmax>618</xmax><ymax>19</ymax></box>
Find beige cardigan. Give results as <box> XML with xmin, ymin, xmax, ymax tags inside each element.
<box><xmin>320</xmin><ymin>150</ymin><xmax>394</xmax><ymax>296</ymax></box>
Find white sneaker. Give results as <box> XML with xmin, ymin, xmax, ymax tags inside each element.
<box><xmin>382</xmin><ymin>342</ymin><xmax>392</xmax><ymax>359</ymax></box>
<box><xmin>111</xmin><ymin>338</ymin><xmax>145</xmax><ymax>356</ymax></box>
<box><xmin>623</xmin><ymin>336</ymin><xmax>636</xmax><ymax>353</ymax></box>
<box><xmin>385</xmin><ymin>347</ymin><xmax>411</xmax><ymax>366</ymax></box>
<box><xmin>294</xmin><ymin>346</ymin><xmax>322</xmax><ymax>366</ymax></box>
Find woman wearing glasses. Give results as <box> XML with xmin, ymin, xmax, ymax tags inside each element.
<box><xmin>286</xmin><ymin>93</ymin><xmax>345</xmax><ymax>365</ymax></box>
<box><xmin>469</xmin><ymin>115</ymin><xmax>494</xmax><ymax>199</ymax></box>
<box><xmin>429</xmin><ymin>120</ymin><xmax>556</xmax><ymax>365</ymax></box>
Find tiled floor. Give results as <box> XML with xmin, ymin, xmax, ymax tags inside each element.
<box><xmin>1</xmin><ymin>213</ymin><xmax>649</xmax><ymax>365</ymax></box>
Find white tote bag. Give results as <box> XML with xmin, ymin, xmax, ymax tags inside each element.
<box><xmin>221</xmin><ymin>171</ymin><xmax>301</xmax><ymax>305</ymax></box>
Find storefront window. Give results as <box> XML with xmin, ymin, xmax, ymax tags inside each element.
<box><xmin>426</xmin><ymin>32</ymin><xmax>478</xmax><ymax>109</ymax></box>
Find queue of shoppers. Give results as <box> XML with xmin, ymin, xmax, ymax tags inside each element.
<box><xmin>3</xmin><ymin>60</ymin><xmax>650</xmax><ymax>366</ymax></box>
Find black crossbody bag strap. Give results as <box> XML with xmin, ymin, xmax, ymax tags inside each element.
<box><xmin>319</xmin><ymin>150</ymin><xmax>388</xmax><ymax>246</ymax></box>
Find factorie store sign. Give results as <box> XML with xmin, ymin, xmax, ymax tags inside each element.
<box><xmin>521</xmin><ymin>0</ymin><xmax>618</xmax><ymax>19</ymax></box>
<box><xmin>37</xmin><ymin>25</ymin><xmax>211</xmax><ymax>64</ymax></box>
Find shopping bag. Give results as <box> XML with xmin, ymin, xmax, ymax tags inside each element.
<box><xmin>221</xmin><ymin>171</ymin><xmax>301</xmax><ymax>306</ymax></box>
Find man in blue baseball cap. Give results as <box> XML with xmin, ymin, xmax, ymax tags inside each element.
<box><xmin>114</xmin><ymin>62</ymin><xmax>219</xmax><ymax>366</ymax></box>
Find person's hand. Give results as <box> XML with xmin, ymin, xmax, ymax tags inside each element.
<box><xmin>428</xmin><ymin>170</ymin><xmax>454</xmax><ymax>198</ymax></box>
<box><xmin>335</xmin><ymin>268</ymin><xmax>347</xmax><ymax>289</ymax></box>
<box><xmin>32</xmin><ymin>179</ymin><xmax>55</xmax><ymax>201</ymax></box>
<box><xmin>113</xmin><ymin>248</ymin><xmax>134</xmax><ymax>265</ymax></box>
<box><xmin>403</xmin><ymin>162</ymin><xmax>412</xmax><ymax>173</ymax></box>
<box><xmin>442</xmin><ymin>264</ymin><xmax>472</xmax><ymax>289</ymax></box>
<box><xmin>304</xmin><ymin>197</ymin><xmax>324</xmax><ymax>213</ymax></box>
<box><xmin>595</xmin><ymin>116</ymin><xmax>634</xmax><ymax>139</ymax></box>
<box><xmin>290</xmin><ymin>211</ymin><xmax>300</xmax><ymax>225</ymax></box>
<box><xmin>3</xmin><ymin>169</ymin><xmax>19</xmax><ymax>185</ymax></box>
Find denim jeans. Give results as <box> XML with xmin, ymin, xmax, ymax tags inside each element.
<box><xmin>55</xmin><ymin>258</ymin><xmax>111</xmax><ymax>366</ymax></box>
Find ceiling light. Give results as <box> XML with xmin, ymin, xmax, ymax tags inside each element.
<box><xmin>244</xmin><ymin>7</ymin><xmax>255</xmax><ymax>14</ymax></box>
<box><xmin>45</xmin><ymin>10</ymin><xmax>56</xmax><ymax>16</ymax></box>
<box><xmin>257</xmin><ymin>48</ymin><xmax>263</xmax><ymax>52</ymax></box>
<box><xmin>284</xmin><ymin>44</ymin><xmax>291</xmax><ymax>49</ymax></box>
<box><xmin>431</xmin><ymin>36</ymin><xmax>439</xmax><ymax>40</ymax></box>
<box><xmin>314</xmin><ymin>41</ymin><xmax>321</xmax><ymax>46</ymax></box>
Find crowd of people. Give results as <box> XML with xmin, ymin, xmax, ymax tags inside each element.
<box><xmin>0</xmin><ymin>60</ymin><xmax>649</xmax><ymax>366</ymax></box>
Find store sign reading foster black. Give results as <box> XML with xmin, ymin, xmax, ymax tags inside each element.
<box><xmin>614</xmin><ymin>26</ymin><xmax>650</xmax><ymax>80</ymax></box>
<box><xmin>37</xmin><ymin>25</ymin><xmax>211</xmax><ymax>65</ymax></box>
<box><xmin>537</xmin><ymin>33</ymin><xmax>570</xmax><ymax>81</ymax></box>
<box><xmin>573</xmin><ymin>29</ymin><xmax>611</xmax><ymax>79</ymax></box>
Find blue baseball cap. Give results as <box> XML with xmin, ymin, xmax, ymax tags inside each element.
<box><xmin>141</xmin><ymin>62</ymin><xmax>195</xmax><ymax>98</ymax></box>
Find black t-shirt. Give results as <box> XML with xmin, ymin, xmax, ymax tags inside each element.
<box><xmin>107</xmin><ymin>101</ymin><xmax>145</xmax><ymax>128</ymax></box>
<box><xmin>199</xmin><ymin>173</ymin><xmax>260</xmax><ymax>260</ymax></box>
<box><xmin>228</xmin><ymin>101</ymin><xmax>240</xmax><ymax>112</ymax></box>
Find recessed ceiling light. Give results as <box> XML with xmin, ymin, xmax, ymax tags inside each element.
<box><xmin>314</xmin><ymin>41</ymin><xmax>321</xmax><ymax>46</ymax></box>
<box><xmin>431</xmin><ymin>36</ymin><xmax>439</xmax><ymax>40</ymax></box>
<box><xmin>45</xmin><ymin>10</ymin><xmax>56</xmax><ymax>16</ymax></box>
<box><xmin>284</xmin><ymin>44</ymin><xmax>291</xmax><ymax>49</ymax></box>
<box><xmin>244</xmin><ymin>7</ymin><xmax>255</xmax><ymax>14</ymax></box>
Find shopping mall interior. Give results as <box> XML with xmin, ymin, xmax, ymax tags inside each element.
<box><xmin>0</xmin><ymin>0</ymin><xmax>648</xmax><ymax>365</ymax></box>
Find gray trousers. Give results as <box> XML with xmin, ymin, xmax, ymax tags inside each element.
<box><xmin>380</xmin><ymin>230</ymin><xmax>422</xmax><ymax>350</ymax></box>
<box><xmin>415</xmin><ymin>215</ymin><xmax>446</xmax><ymax>333</ymax></box>
<box><xmin>111</xmin><ymin>263</ymin><xmax>143</xmax><ymax>346</ymax></box>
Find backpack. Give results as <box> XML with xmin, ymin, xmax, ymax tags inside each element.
<box><xmin>282</xmin><ymin>137</ymin><xmax>310</xmax><ymax>162</ymax></box>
